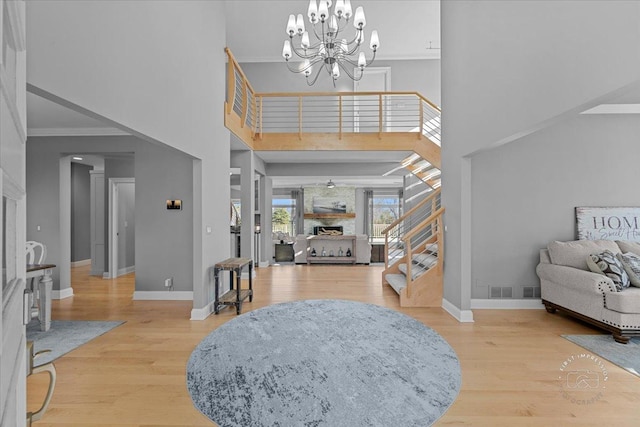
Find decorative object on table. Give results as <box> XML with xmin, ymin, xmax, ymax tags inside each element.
<box><xmin>26</xmin><ymin>320</ymin><xmax>124</xmax><ymax>366</ymax></box>
<box><xmin>329</xmin><ymin>249</ymin><xmax>334</xmax><ymax>257</ymax></box>
<box><xmin>281</xmin><ymin>1</ymin><xmax>380</xmax><ymax>86</ymax></box>
<box><xmin>563</xmin><ymin>334</ymin><xmax>640</xmax><ymax>378</ymax></box>
<box><xmin>187</xmin><ymin>300</ymin><xmax>460</xmax><ymax>427</ymax></box>
<box><xmin>321</xmin><ymin>246</ymin><xmax>327</xmax><ymax>257</ymax></box>
<box><xmin>576</xmin><ymin>206</ymin><xmax>640</xmax><ymax>241</ymax></box>
<box><xmin>338</xmin><ymin>247</ymin><xmax>344</xmax><ymax>257</ymax></box>
<box><xmin>346</xmin><ymin>247</ymin><xmax>352</xmax><ymax>257</ymax></box>
<box><xmin>310</xmin><ymin>247</ymin><xmax>317</xmax><ymax>257</ymax></box>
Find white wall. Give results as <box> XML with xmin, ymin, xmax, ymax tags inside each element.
<box><xmin>441</xmin><ymin>0</ymin><xmax>640</xmax><ymax>312</ymax></box>
<box><xmin>471</xmin><ymin>113</ymin><xmax>640</xmax><ymax>299</ymax></box>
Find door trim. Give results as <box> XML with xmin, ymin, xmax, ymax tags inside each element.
<box><xmin>107</xmin><ymin>178</ymin><xmax>134</xmax><ymax>279</ymax></box>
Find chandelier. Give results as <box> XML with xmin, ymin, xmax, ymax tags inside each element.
<box><xmin>282</xmin><ymin>0</ymin><xmax>380</xmax><ymax>86</ymax></box>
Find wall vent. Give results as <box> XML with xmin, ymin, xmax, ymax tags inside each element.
<box><xmin>489</xmin><ymin>286</ymin><xmax>513</xmax><ymax>298</ymax></box>
<box><xmin>523</xmin><ymin>287</ymin><xmax>534</xmax><ymax>298</ymax></box>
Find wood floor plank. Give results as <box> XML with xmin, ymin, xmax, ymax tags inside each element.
<box><xmin>26</xmin><ymin>264</ymin><xmax>640</xmax><ymax>426</ymax></box>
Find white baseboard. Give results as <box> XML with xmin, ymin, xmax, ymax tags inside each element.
<box><xmin>70</xmin><ymin>259</ymin><xmax>91</xmax><ymax>267</ymax></box>
<box><xmin>191</xmin><ymin>300</ymin><xmax>216</xmax><ymax>321</ymax></box>
<box><xmin>52</xmin><ymin>287</ymin><xmax>74</xmax><ymax>300</ymax></box>
<box><xmin>103</xmin><ymin>266</ymin><xmax>135</xmax><ymax>279</ymax></box>
<box><xmin>118</xmin><ymin>265</ymin><xmax>135</xmax><ymax>276</ymax></box>
<box><xmin>132</xmin><ymin>291</ymin><xmax>193</xmax><ymax>300</ymax></box>
<box><xmin>442</xmin><ymin>298</ymin><xmax>474</xmax><ymax>323</ymax></box>
<box><xmin>471</xmin><ymin>298</ymin><xmax>545</xmax><ymax>309</ymax></box>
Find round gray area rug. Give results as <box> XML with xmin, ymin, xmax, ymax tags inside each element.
<box><xmin>187</xmin><ymin>299</ymin><xmax>461</xmax><ymax>427</ymax></box>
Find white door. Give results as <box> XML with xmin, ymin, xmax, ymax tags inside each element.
<box><xmin>1</xmin><ymin>1</ymin><xmax>28</xmax><ymax>425</ymax></box>
<box><xmin>108</xmin><ymin>179</ymin><xmax>135</xmax><ymax>278</ymax></box>
<box><xmin>354</xmin><ymin>67</ymin><xmax>391</xmax><ymax>133</ymax></box>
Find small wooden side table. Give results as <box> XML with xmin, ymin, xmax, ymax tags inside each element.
<box><xmin>213</xmin><ymin>257</ymin><xmax>253</xmax><ymax>315</ymax></box>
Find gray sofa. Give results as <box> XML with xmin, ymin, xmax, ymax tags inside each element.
<box><xmin>536</xmin><ymin>239</ymin><xmax>640</xmax><ymax>343</ymax></box>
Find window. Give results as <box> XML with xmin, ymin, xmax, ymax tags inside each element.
<box><xmin>272</xmin><ymin>194</ymin><xmax>297</xmax><ymax>241</ymax></box>
<box><xmin>369</xmin><ymin>190</ymin><xmax>402</xmax><ymax>244</ymax></box>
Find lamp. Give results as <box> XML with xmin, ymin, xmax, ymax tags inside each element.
<box><xmin>327</xmin><ymin>179</ymin><xmax>336</xmax><ymax>189</ymax></box>
<box><xmin>282</xmin><ymin>0</ymin><xmax>380</xmax><ymax>86</ymax></box>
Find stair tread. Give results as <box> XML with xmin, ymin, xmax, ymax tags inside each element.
<box><xmin>385</xmin><ymin>274</ymin><xmax>407</xmax><ymax>295</ymax></box>
<box><xmin>398</xmin><ymin>263</ymin><xmax>427</xmax><ymax>280</ymax></box>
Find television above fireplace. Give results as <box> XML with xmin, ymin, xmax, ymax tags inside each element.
<box><xmin>314</xmin><ymin>226</ymin><xmax>343</xmax><ymax>236</ymax></box>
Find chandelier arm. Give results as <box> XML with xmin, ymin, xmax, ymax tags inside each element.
<box><xmin>290</xmin><ymin>44</ymin><xmax>320</xmax><ymax>60</ymax></box>
<box><xmin>306</xmin><ymin>63</ymin><xmax>327</xmax><ymax>86</ymax></box>
<box><xmin>336</xmin><ymin>60</ymin><xmax>364</xmax><ymax>81</ymax></box>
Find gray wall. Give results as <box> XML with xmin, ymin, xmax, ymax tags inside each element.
<box><xmin>71</xmin><ymin>162</ymin><xmax>92</xmax><ymax>262</ymax></box>
<box><xmin>472</xmin><ymin>114</ymin><xmax>640</xmax><ymax>299</ymax></box>
<box><xmin>441</xmin><ymin>0</ymin><xmax>640</xmax><ymax>311</ymax></box>
<box><xmin>240</xmin><ymin>59</ymin><xmax>441</xmax><ymax>105</ymax></box>
<box><xmin>26</xmin><ymin>136</ymin><xmax>193</xmax><ymax>294</ymax></box>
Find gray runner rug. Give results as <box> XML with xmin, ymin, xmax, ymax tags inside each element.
<box><xmin>187</xmin><ymin>299</ymin><xmax>461</xmax><ymax>427</ymax></box>
<box><xmin>26</xmin><ymin>320</ymin><xmax>124</xmax><ymax>366</ymax></box>
<box><xmin>563</xmin><ymin>334</ymin><xmax>640</xmax><ymax>377</ymax></box>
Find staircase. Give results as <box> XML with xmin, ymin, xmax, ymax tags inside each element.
<box><xmin>223</xmin><ymin>48</ymin><xmax>444</xmax><ymax>307</ymax></box>
<box><xmin>382</xmin><ymin>188</ymin><xmax>444</xmax><ymax>307</ymax></box>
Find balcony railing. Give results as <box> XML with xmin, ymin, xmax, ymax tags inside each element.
<box><xmin>224</xmin><ymin>48</ymin><xmax>441</xmax><ymax>148</ymax></box>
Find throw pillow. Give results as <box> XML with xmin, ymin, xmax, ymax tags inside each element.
<box><xmin>616</xmin><ymin>252</ymin><xmax>640</xmax><ymax>288</ymax></box>
<box><xmin>586</xmin><ymin>250</ymin><xmax>630</xmax><ymax>291</ymax></box>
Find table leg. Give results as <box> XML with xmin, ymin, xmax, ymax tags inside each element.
<box><xmin>236</xmin><ymin>267</ymin><xmax>241</xmax><ymax>314</ymax></box>
<box><xmin>249</xmin><ymin>261</ymin><xmax>253</xmax><ymax>302</ymax></box>
<box><xmin>229</xmin><ymin>270</ymin><xmax>234</xmax><ymax>290</ymax></box>
<box><xmin>38</xmin><ymin>272</ymin><xmax>53</xmax><ymax>332</ymax></box>
<box><xmin>214</xmin><ymin>266</ymin><xmax>220</xmax><ymax>315</ymax></box>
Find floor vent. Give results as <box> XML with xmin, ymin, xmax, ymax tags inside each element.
<box><xmin>489</xmin><ymin>286</ymin><xmax>513</xmax><ymax>298</ymax></box>
<box><xmin>523</xmin><ymin>287</ymin><xmax>542</xmax><ymax>298</ymax></box>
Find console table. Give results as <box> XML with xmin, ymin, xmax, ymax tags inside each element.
<box><xmin>306</xmin><ymin>235</ymin><xmax>356</xmax><ymax>264</ymax></box>
<box><xmin>213</xmin><ymin>257</ymin><xmax>253</xmax><ymax>315</ymax></box>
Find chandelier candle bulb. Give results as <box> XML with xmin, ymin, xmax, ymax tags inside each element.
<box><xmin>354</xmin><ymin>6</ymin><xmax>366</xmax><ymax>28</ymax></box>
<box><xmin>282</xmin><ymin>40</ymin><xmax>292</xmax><ymax>59</ymax></box>
<box><xmin>370</xmin><ymin>30</ymin><xmax>379</xmax><ymax>50</ymax></box>
<box><xmin>287</xmin><ymin>14</ymin><xmax>297</xmax><ymax>35</ymax></box>
<box><xmin>344</xmin><ymin>0</ymin><xmax>352</xmax><ymax>18</ymax></box>
<box><xmin>308</xmin><ymin>0</ymin><xmax>318</xmax><ymax>23</ymax></box>
<box><xmin>335</xmin><ymin>0</ymin><xmax>345</xmax><ymax>16</ymax></box>
<box><xmin>318</xmin><ymin>1</ymin><xmax>328</xmax><ymax>20</ymax></box>
<box><xmin>301</xmin><ymin>31</ymin><xmax>310</xmax><ymax>49</ymax></box>
<box><xmin>358</xmin><ymin>52</ymin><xmax>366</xmax><ymax>68</ymax></box>
<box><xmin>296</xmin><ymin>14</ymin><xmax>305</xmax><ymax>34</ymax></box>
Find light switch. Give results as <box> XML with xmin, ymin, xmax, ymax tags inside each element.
<box><xmin>37</xmin><ymin>225</ymin><xmax>41</xmax><ymax>231</ymax></box>
<box><xmin>206</xmin><ymin>226</ymin><xmax>212</xmax><ymax>234</ymax></box>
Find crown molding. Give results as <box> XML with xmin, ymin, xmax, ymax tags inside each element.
<box><xmin>27</xmin><ymin>127</ymin><xmax>130</xmax><ymax>137</ymax></box>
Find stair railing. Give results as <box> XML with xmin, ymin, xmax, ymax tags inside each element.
<box><xmin>402</xmin><ymin>206</ymin><xmax>445</xmax><ymax>298</ymax></box>
<box><xmin>382</xmin><ymin>188</ymin><xmax>441</xmax><ymax>269</ymax></box>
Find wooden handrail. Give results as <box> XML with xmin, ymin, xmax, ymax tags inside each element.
<box><xmin>402</xmin><ymin>207</ymin><xmax>445</xmax><ymax>242</ymax></box>
<box><xmin>255</xmin><ymin>90</ymin><xmax>438</xmax><ymax>99</ymax></box>
<box><xmin>225</xmin><ymin>47</ymin><xmax>256</xmax><ymax>96</ymax></box>
<box><xmin>382</xmin><ymin>188</ymin><xmax>441</xmax><ymax>235</ymax></box>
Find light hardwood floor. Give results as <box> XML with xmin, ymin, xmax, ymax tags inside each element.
<box><xmin>27</xmin><ymin>264</ymin><xmax>640</xmax><ymax>426</ymax></box>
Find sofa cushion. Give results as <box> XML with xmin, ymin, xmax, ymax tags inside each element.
<box><xmin>587</xmin><ymin>250</ymin><xmax>630</xmax><ymax>291</ymax></box>
<box><xmin>604</xmin><ymin>287</ymin><xmax>640</xmax><ymax>314</ymax></box>
<box><xmin>616</xmin><ymin>252</ymin><xmax>640</xmax><ymax>288</ymax></box>
<box><xmin>548</xmin><ymin>240</ymin><xmax>621</xmax><ymax>270</ymax></box>
<box><xmin>616</xmin><ymin>240</ymin><xmax>640</xmax><ymax>256</ymax></box>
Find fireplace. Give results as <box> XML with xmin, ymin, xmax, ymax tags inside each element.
<box><xmin>313</xmin><ymin>226</ymin><xmax>343</xmax><ymax>236</ymax></box>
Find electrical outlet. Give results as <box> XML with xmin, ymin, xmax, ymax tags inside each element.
<box><xmin>164</xmin><ymin>278</ymin><xmax>173</xmax><ymax>289</ymax></box>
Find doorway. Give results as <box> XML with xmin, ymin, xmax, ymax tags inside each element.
<box><xmin>108</xmin><ymin>178</ymin><xmax>135</xmax><ymax>278</ymax></box>
<box><xmin>353</xmin><ymin>67</ymin><xmax>391</xmax><ymax>132</ymax></box>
